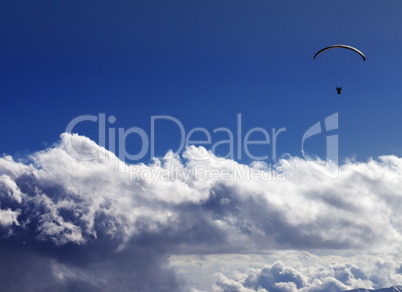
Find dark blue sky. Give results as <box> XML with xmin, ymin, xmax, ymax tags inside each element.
<box><xmin>3</xmin><ymin>3</ymin><xmax>402</xmax><ymax>291</ymax></box>
<box><xmin>1</xmin><ymin>0</ymin><xmax>402</xmax><ymax>163</ymax></box>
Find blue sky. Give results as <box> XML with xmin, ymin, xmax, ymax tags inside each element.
<box><xmin>2</xmin><ymin>0</ymin><xmax>402</xmax><ymax>163</ymax></box>
<box><xmin>3</xmin><ymin>1</ymin><xmax>402</xmax><ymax>291</ymax></box>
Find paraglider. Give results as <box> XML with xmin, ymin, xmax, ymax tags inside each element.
<box><xmin>314</xmin><ymin>45</ymin><xmax>365</xmax><ymax>94</ymax></box>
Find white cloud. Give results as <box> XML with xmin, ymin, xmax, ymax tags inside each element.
<box><xmin>174</xmin><ymin>252</ymin><xmax>402</xmax><ymax>292</ymax></box>
<box><xmin>0</xmin><ymin>174</ymin><xmax>23</xmax><ymax>203</ymax></box>
<box><xmin>1</xmin><ymin>133</ymin><xmax>402</xmax><ymax>291</ymax></box>
<box><xmin>0</xmin><ymin>208</ymin><xmax>20</xmax><ymax>227</ymax></box>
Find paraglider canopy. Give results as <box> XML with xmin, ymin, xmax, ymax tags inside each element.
<box><xmin>314</xmin><ymin>45</ymin><xmax>366</xmax><ymax>61</ymax></box>
<box><xmin>314</xmin><ymin>44</ymin><xmax>366</xmax><ymax>94</ymax></box>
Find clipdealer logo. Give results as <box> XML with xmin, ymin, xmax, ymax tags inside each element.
<box><xmin>64</xmin><ymin>112</ymin><xmax>339</xmax><ymax>180</ymax></box>
<box><xmin>64</xmin><ymin>113</ymin><xmax>287</xmax><ymax>163</ymax></box>
<box><xmin>302</xmin><ymin>112</ymin><xmax>339</xmax><ymax>179</ymax></box>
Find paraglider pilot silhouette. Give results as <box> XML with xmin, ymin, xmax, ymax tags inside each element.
<box><xmin>314</xmin><ymin>45</ymin><xmax>366</xmax><ymax>94</ymax></box>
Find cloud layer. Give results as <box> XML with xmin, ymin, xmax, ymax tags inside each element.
<box><xmin>1</xmin><ymin>133</ymin><xmax>402</xmax><ymax>291</ymax></box>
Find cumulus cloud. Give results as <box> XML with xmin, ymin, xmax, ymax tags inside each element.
<box><xmin>212</xmin><ymin>260</ymin><xmax>362</xmax><ymax>292</ymax></box>
<box><xmin>0</xmin><ymin>208</ymin><xmax>20</xmax><ymax>227</ymax></box>
<box><xmin>192</xmin><ymin>253</ymin><xmax>402</xmax><ymax>292</ymax></box>
<box><xmin>1</xmin><ymin>133</ymin><xmax>402</xmax><ymax>291</ymax></box>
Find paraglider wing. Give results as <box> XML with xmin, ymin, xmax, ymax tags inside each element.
<box><xmin>313</xmin><ymin>45</ymin><xmax>366</xmax><ymax>61</ymax></box>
